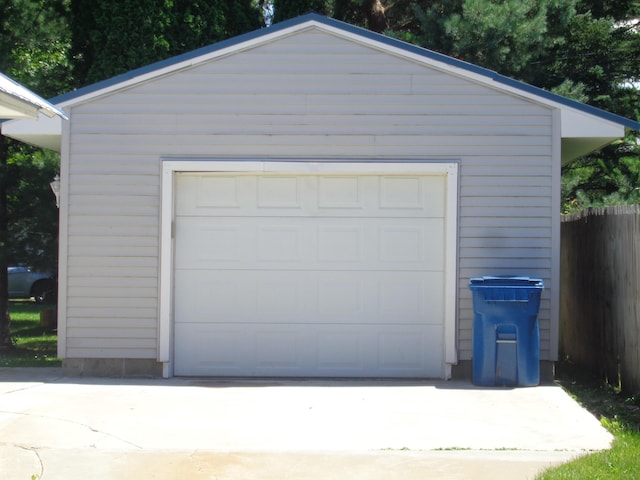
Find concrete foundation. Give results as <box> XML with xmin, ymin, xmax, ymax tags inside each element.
<box><xmin>62</xmin><ymin>358</ymin><xmax>555</xmax><ymax>383</ymax></box>
<box><xmin>62</xmin><ymin>358</ymin><xmax>163</xmax><ymax>378</ymax></box>
<box><xmin>452</xmin><ymin>360</ymin><xmax>556</xmax><ymax>384</ymax></box>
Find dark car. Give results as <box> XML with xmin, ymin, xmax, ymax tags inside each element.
<box><xmin>8</xmin><ymin>266</ymin><xmax>57</xmax><ymax>303</ymax></box>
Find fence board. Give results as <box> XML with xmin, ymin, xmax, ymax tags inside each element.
<box><xmin>561</xmin><ymin>205</ymin><xmax>640</xmax><ymax>393</ymax></box>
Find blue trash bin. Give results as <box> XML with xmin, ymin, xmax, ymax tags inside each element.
<box><xmin>469</xmin><ymin>276</ymin><xmax>544</xmax><ymax>387</ymax></box>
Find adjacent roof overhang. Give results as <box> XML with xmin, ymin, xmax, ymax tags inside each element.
<box><xmin>559</xmin><ymin>109</ymin><xmax>630</xmax><ymax>164</ymax></box>
<box><xmin>1</xmin><ymin>14</ymin><xmax>637</xmax><ymax>158</ymax></box>
<box><xmin>0</xmin><ymin>72</ymin><xmax>67</xmax><ymax>121</ymax></box>
<box><xmin>2</xmin><ymin>113</ymin><xmax>62</xmax><ymax>151</ymax></box>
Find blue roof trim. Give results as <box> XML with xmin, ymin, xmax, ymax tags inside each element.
<box><xmin>50</xmin><ymin>13</ymin><xmax>640</xmax><ymax>131</ymax></box>
<box><xmin>494</xmin><ymin>75</ymin><xmax>640</xmax><ymax>130</ymax></box>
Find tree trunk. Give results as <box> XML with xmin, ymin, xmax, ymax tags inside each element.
<box><xmin>365</xmin><ymin>0</ymin><xmax>389</xmax><ymax>33</ymax></box>
<box><xmin>0</xmin><ymin>131</ymin><xmax>12</xmax><ymax>349</ymax></box>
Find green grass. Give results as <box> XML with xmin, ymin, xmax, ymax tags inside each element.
<box><xmin>536</xmin><ymin>362</ymin><xmax>640</xmax><ymax>480</ymax></box>
<box><xmin>0</xmin><ymin>300</ymin><xmax>61</xmax><ymax>367</ymax></box>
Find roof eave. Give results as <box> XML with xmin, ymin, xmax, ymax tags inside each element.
<box><xmin>559</xmin><ymin>107</ymin><xmax>630</xmax><ymax>164</ymax></box>
<box><xmin>0</xmin><ymin>72</ymin><xmax>68</xmax><ymax>120</ymax></box>
<box><xmin>1</xmin><ymin>114</ymin><xmax>62</xmax><ymax>152</ymax></box>
<box><xmin>561</xmin><ymin>137</ymin><xmax>624</xmax><ymax>165</ymax></box>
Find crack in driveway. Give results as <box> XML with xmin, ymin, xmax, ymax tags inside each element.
<box><xmin>1</xmin><ymin>383</ymin><xmax>50</xmax><ymax>396</ymax></box>
<box><xmin>0</xmin><ymin>443</ymin><xmax>44</xmax><ymax>480</ymax></box>
<box><xmin>0</xmin><ymin>410</ymin><xmax>143</xmax><ymax>449</ymax></box>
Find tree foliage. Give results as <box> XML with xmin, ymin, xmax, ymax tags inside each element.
<box><xmin>70</xmin><ymin>0</ymin><xmax>263</xmax><ymax>86</ymax></box>
<box><xmin>0</xmin><ymin>0</ymin><xmax>71</xmax><ymax>272</ymax></box>
<box><xmin>0</xmin><ymin>0</ymin><xmax>73</xmax><ymax>94</ymax></box>
<box><xmin>273</xmin><ymin>0</ymin><xmax>330</xmax><ymax>23</ymax></box>
<box><xmin>0</xmin><ymin>0</ymin><xmax>73</xmax><ymax>346</ymax></box>
<box><xmin>6</xmin><ymin>146</ymin><xmax>60</xmax><ymax>271</ymax></box>
<box><xmin>413</xmin><ymin>0</ymin><xmax>577</xmax><ymax>83</ymax></box>
<box><xmin>577</xmin><ymin>0</ymin><xmax>640</xmax><ymax>20</ymax></box>
<box><xmin>554</xmin><ymin>3</ymin><xmax>640</xmax><ymax>211</ymax></box>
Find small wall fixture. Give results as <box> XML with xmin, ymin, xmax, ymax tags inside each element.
<box><xmin>50</xmin><ymin>175</ymin><xmax>60</xmax><ymax>208</ymax></box>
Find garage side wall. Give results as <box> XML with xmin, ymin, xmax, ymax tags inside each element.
<box><xmin>60</xmin><ymin>29</ymin><xmax>554</xmax><ymax>372</ymax></box>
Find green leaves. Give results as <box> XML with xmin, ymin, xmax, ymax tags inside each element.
<box><xmin>412</xmin><ymin>0</ymin><xmax>578</xmax><ymax>84</ymax></box>
<box><xmin>273</xmin><ymin>0</ymin><xmax>330</xmax><ymax>23</ymax></box>
<box><xmin>0</xmin><ymin>0</ymin><xmax>73</xmax><ymax>96</ymax></box>
<box><xmin>70</xmin><ymin>0</ymin><xmax>262</xmax><ymax>86</ymax></box>
<box><xmin>5</xmin><ymin>142</ymin><xmax>59</xmax><ymax>272</ymax></box>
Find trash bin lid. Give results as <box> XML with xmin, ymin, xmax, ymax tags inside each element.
<box><xmin>469</xmin><ymin>276</ymin><xmax>543</xmax><ymax>288</ymax></box>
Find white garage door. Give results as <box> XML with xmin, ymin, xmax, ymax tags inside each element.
<box><xmin>173</xmin><ymin>172</ymin><xmax>447</xmax><ymax>377</ymax></box>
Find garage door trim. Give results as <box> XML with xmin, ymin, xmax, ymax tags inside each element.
<box><xmin>159</xmin><ymin>160</ymin><xmax>458</xmax><ymax>378</ymax></box>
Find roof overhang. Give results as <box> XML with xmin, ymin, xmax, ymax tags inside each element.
<box><xmin>0</xmin><ymin>72</ymin><xmax>67</xmax><ymax>120</ymax></box>
<box><xmin>0</xmin><ymin>14</ymin><xmax>636</xmax><ymax>158</ymax></box>
<box><xmin>1</xmin><ymin>113</ymin><xmax>63</xmax><ymax>152</ymax></box>
<box><xmin>560</xmin><ymin>109</ymin><xmax>627</xmax><ymax>164</ymax></box>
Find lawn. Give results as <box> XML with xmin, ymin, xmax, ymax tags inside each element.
<box><xmin>0</xmin><ymin>300</ymin><xmax>60</xmax><ymax>367</ymax></box>
<box><xmin>536</xmin><ymin>362</ymin><xmax>640</xmax><ymax>479</ymax></box>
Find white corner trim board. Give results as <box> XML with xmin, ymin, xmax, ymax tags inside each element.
<box><xmin>159</xmin><ymin>160</ymin><xmax>458</xmax><ymax>379</ymax></box>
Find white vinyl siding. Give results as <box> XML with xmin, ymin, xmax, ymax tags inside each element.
<box><xmin>62</xmin><ymin>28</ymin><xmax>554</xmax><ymax>364</ymax></box>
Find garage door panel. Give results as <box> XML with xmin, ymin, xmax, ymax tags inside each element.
<box><xmin>317</xmin><ymin>225</ymin><xmax>364</xmax><ymax>262</ymax></box>
<box><xmin>177</xmin><ymin>173</ymin><xmax>445</xmax><ymax>218</ymax></box>
<box><xmin>174</xmin><ymin>323</ymin><xmax>443</xmax><ymax>377</ymax></box>
<box><xmin>174</xmin><ymin>172</ymin><xmax>448</xmax><ymax>378</ymax></box>
<box><xmin>317</xmin><ymin>176</ymin><xmax>364</xmax><ymax>209</ymax></box>
<box><xmin>175</xmin><ymin>270</ymin><xmax>310</xmax><ymax>323</ymax></box>
<box><xmin>174</xmin><ymin>324</ymin><xmax>254</xmax><ymax>375</ymax></box>
<box><xmin>258</xmin><ymin>225</ymin><xmax>302</xmax><ymax>262</ymax></box>
<box><xmin>176</xmin><ymin>269</ymin><xmax>442</xmax><ymax>325</ymax></box>
<box><xmin>174</xmin><ymin>221</ymin><xmax>244</xmax><ymax>266</ymax></box>
<box><xmin>257</xmin><ymin>176</ymin><xmax>304</xmax><ymax>209</ymax></box>
<box><xmin>316</xmin><ymin>331</ymin><xmax>367</xmax><ymax>369</ymax></box>
<box><xmin>176</xmin><ymin>216</ymin><xmax>444</xmax><ymax>271</ymax></box>
<box><xmin>378</xmin><ymin>223</ymin><xmax>444</xmax><ymax>269</ymax></box>
<box><xmin>194</xmin><ymin>175</ymin><xmax>243</xmax><ymax>209</ymax></box>
<box><xmin>254</xmin><ymin>329</ymin><xmax>312</xmax><ymax>373</ymax></box>
<box><xmin>378</xmin><ymin>272</ymin><xmax>444</xmax><ymax>322</ymax></box>
<box><xmin>174</xmin><ymin>270</ymin><xmax>244</xmax><ymax>320</ymax></box>
<box><xmin>180</xmin><ymin>272</ymin><xmax>441</xmax><ymax>324</ymax></box>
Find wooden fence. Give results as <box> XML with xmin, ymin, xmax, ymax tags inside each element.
<box><xmin>560</xmin><ymin>205</ymin><xmax>640</xmax><ymax>393</ymax></box>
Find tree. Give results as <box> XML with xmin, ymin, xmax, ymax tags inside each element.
<box><xmin>6</xmin><ymin>146</ymin><xmax>60</xmax><ymax>271</ymax></box>
<box><xmin>271</xmin><ymin>0</ymin><xmax>420</xmax><ymax>33</ymax></box>
<box><xmin>412</xmin><ymin>0</ymin><xmax>577</xmax><ymax>83</ymax></box>
<box><xmin>0</xmin><ymin>0</ymin><xmax>73</xmax><ymax>97</ymax></box>
<box><xmin>272</xmin><ymin>0</ymin><xmax>330</xmax><ymax>23</ymax></box>
<box><xmin>0</xmin><ymin>0</ymin><xmax>73</xmax><ymax>347</ymax></box>
<box><xmin>70</xmin><ymin>0</ymin><xmax>263</xmax><ymax>86</ymax></box>
<box><xmin>69</xmin><ymin>0</ymin><xmax>175</xmax><ymax>85</ymax></box>
<box><xmin>577</xmin><ymin>0</ymin><xmax>640</xmax><ymax>20</ymax></box>
<box><xmin>0</xmin><ymin>134</ymin><xmax>9</xmax><ymax>347</ymax></box>
<box><xmin>553</xmin><ymin>4</ymin><xmax>640</xmax><ymax>211</ymax></box>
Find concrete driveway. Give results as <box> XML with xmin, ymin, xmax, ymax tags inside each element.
<box><xmin>0</xmin><ymin>368</ymin><xmax>612</xmax><ymax>480</ymax></box>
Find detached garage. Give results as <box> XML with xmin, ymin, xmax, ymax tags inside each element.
<box><xmin>4</xmin><ymin>14</ymin><xmax>638</xmax><ymax>378</ymax></box>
